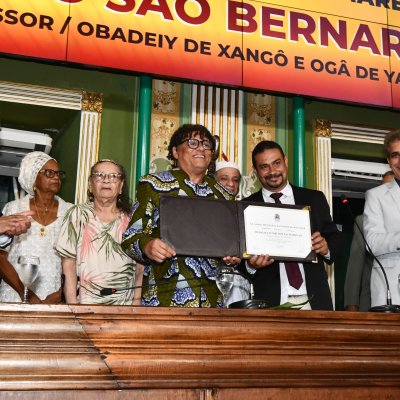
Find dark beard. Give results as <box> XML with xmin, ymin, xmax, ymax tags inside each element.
<box><xmin>263</xmin><ymin>173</ymin><xmax>283</xmax><ymax>189</ymax></box>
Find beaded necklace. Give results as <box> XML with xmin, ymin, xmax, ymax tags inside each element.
<box><xmin>33</xmin><ymin>198</ymin><xmax>55</xmax><ymax>237</ymax></box>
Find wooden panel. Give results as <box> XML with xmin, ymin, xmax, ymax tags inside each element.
<box><xmin>72</xmin><ymin>306</ymin><xmax>400</xmax><ymax>389</ymax></box>
<box><xmin>0</xmin><ymin>389</ymin><xmax>202</xmax><ymax>399</ymax></box>
<box><xmin>0</xmin><ymin>304</ymin><xmax>116</xmax><ymax>390</ymax></box>
<box><xmin>0</xmin><ymin>304</ymin><xmax>400</xmax><ymax>398</ymax></box>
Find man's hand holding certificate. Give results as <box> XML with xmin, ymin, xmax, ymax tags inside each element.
<box><xmin>160</xmin><ymin>196</ymin><xmax>316</xmax><ymax>262</ymax></box>
<box><xmin>243</xmin><ymin>204</ymin><xmax>316</xmax><ymax>262</ymax></box>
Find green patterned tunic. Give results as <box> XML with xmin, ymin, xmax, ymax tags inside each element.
<box><xmin>121</xmin><ymin>169</ymin><xmax>234</xmax><ymax>307</ymax></box>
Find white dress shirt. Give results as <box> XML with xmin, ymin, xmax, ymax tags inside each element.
<box><xmin>259</xmin><ymin>183</ymin><xmax>308</xmax><ymax>303</ymax></box>
<box><xmin>239</xmin><ymin>184</ymin><xmax>307</xmax><ymax>304</ymax></box>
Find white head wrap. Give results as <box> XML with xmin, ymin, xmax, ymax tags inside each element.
<box><xmin>215</xmin><ymin>160</ymin><xmax>240</xmax><ymax>172</ymax></box>
<box><xmin>18</xmin><ymin>151</ymin><xmax>55</xmax><ymax>196</ymax></box>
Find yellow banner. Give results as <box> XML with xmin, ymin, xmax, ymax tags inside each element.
<box><xmin>258</xmin><ymin>0</ymin><xmax>389</xmax><ymax>23</ymax></box>
<box><xmin>0</xmin><ymin>0</ymin><xmax>399</xmax><ymax>108</ymax></box>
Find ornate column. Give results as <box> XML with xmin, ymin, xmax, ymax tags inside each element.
<box><xmin>314</xmin><ymin>119</ymin><xmax>333</xmax><ymax>209</ymax></box>
<box><xmin>75</xmin><ymin>91</ymin><xmax>103</xmax><ymax>204</ymax></box>
<box><xmin>314</xmin><ymin>119</ymin><xmax>335</xmax><ymax>305</ymax></box>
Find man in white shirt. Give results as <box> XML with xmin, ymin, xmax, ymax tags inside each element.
<box><xmin>240</xmin><ymin>140</ymin><xmax>342</xmax><ymax>310</ymax></box>
<box><xmin>344</xmin><ymin>171</ymin><xmax>394</xmax><ymax>312</ymax></box>
<box><xmin>364</xmin><ymin>129</ymin><xmax>400</xmax><ymax>308</ymax></box>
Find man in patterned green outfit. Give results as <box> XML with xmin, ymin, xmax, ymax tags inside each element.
<box><xmin>122</xmin><ymin>124</ymin><xmax>234</xmax><ymax>307</ymax></box>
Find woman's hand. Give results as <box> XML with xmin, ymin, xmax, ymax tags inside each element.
<box><xmin>0</xmin><ymin>211</ymin><xmax>34</xmax><ymax>236</ymax></box>
<box><xmin>26</xmin><ymin>289</ymin><xmax>42</xmax><ymax>304</ymax></box>
<box><xmin>43</xmin><ymin>288</ymin><xmax>63</xmax><ymax>304</ymax></box>
<box><xmin>222</xmin><ymin>256</ymin><xmax>241</xmax><ymax>266</ymax></box>
<box><xmin>0</xmin><ymin>251</ymin><xmax>42</xmax><ymax>302</ymax></box>
<box><xmin>144</xmin><ymin>239</ymin><xmax>176</xmax><ymax>263</ymax></box>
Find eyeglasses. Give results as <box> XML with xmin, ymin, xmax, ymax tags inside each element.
<box><xmin>39</xmin><ymin>169</ymin><xmax>66</xmax><ymax>179</ymax></box>
<box><xmin>91</xmin><ymin>171</ymin><xmax>122</xmax><ymax>182</ymax></box>
<box><xmin>389</xmin><ymin>151</ymin><xmax>400</xmax><ymax>160</ymax></box>
<box><xmin>182</xmin><ymin>138</ymin><xmax>213</xmax><ymax>150</ymax></box>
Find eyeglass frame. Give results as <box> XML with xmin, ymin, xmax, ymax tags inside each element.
<box><xmin>181</xmin><ymin>137</ymin><xmax>213</xmax><ymax>150</ymax></box>
<box><xmin>91</xmin><ymin>171</ymin><xmax>123</xmax><ymax>183</ymax></box>
<box><xmin>38</xmin><ymin>169</ymin><xmax>66</xmax><ymax>179</ymax></box>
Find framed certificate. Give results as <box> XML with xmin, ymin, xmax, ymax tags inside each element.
<box><xmin>237</xmin><ymin>202</ymin><xmax>316</xmax><ymax>262</ymax></box>
<box><xmin>159</xmin><ymin>195</ymin><xmax>316</xmax><ymax>262</ymax></box>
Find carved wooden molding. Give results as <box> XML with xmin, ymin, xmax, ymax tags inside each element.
<box><xmin>0</xmin><ymin>304</ymin><xmax>400</xmax><ymax>399</ymax></box>
<box><xmin>314</xmin><ymin>119</ymin><xmax>332</xmax><ymax>138</ymax></box>
<box><xmin>82</xmin><ymin>91</ymin><xmax>103</xmax><ymax>113</ymax></box>
<box><xmin>0</xmin><ymin>81</ymin><xmax>102</xmax><ymax>203</ymax></box>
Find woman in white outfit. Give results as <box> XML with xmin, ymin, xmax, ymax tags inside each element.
<box><xmin>214</xmin><ymin>159</ymin><xmax>251</xmax><ymax>305</ymax></box>
<box><xmin>0</xmin><ymin>151</ymin><xmax>72</xmax><ymax>303</ymax></box>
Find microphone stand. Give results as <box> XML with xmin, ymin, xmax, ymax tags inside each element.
<box><xmin>100</xmin><ymin>276</ymin><xmax>202</xmax><ymax>296</ymax></box>
<box><xmin>100</xmin><ymin>269</ymin><xmax>270</xmax><ymax>309</ymax></box>
<box><xmin>341</xmin><ymin>195</ymin><xmax>400</xmax><ymax>313</ymax></box>
<box><xmin>224</xmin><ymin>270</ymin><xmax>271</xmax><ymax>309</ymax></box>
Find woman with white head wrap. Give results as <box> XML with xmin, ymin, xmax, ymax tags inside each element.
<box><xmin>0</xmin><ymin>151</ymin><xmax>73</xmax><ymax>303</ymax></box>
<box><xmin>215</xmin><ymin>160</ymin><xmax>242</xmax><ymax>197</ymax></box>
<box><xmin>214</xmin><ymin>159</ymin><xmax>250</xmax><ymax>306</ymax></box>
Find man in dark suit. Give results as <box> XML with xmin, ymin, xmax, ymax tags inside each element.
<box><xmin>241</xmin><ymin>140</ymin><xmax>342</xmax><ymax>310</ymax></box>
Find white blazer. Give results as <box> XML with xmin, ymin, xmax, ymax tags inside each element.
<box><xmin>364</xmin><ymin>180</ymin><xmax>400</xmax><ymax>307</ymax></box>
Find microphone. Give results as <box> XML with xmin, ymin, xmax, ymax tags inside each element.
<box><xmin>340</xmin><ymin>195</ymin><xmax>400</xmax><ymax>313</ymax></box>
<box><xmin>100</xmin><ymin>287</ymin><xmax>117</xmax><ymax>296</ymax></box>
<box><xmin>99</xmin><ymin>270</ymin><xmax>254</xmax><ymax>299</ymax></box>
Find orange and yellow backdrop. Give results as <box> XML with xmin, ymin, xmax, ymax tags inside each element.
<box><xmin>1</xmin><ymin>0</ymin><xmax>399</xmax><ymax>107</ymax></box>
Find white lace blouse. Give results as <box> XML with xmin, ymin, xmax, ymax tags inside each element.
<box><xmin>0</xmin><ymin>195</ymin><xmax>73</xmax><ymax>302</ymax></box>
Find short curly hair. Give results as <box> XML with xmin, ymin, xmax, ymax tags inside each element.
<box><xmin>167</xmin><ymin>124</ymin><xmax>215</xmax><ymax>166</ymax></box>
<box><xmin>87</xmin><ymin>159</ymin><xmax>132</xmax><ymax>214</ymax></box>
<box><xmin>251</xmin><ymin>140</ymin><xmax>285</xmax><ymax>168</ymax></box>
<box><xmin>384</xmin><ymin>129</ymin><xmax>400</xmax><ymax>158</ymax></box>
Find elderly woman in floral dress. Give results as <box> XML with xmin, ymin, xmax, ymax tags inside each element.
<box><xmin>56</xmin><ymin>159</ymin><xmax>135</xmax><ymax>305</ymax></box>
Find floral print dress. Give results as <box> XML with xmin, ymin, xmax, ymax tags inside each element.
<box><xmin>56</xmin><ymin>203</ymin><xmax>135</xmax><ymax>305</ymax></box>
